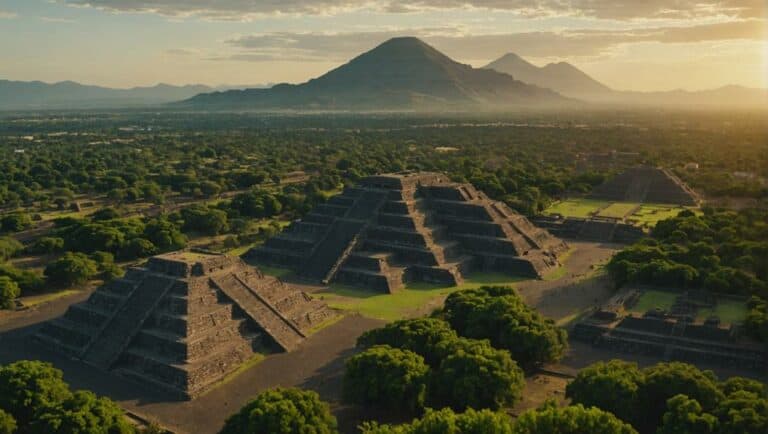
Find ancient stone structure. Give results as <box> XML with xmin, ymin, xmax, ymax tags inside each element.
<box><xmin>247</xmin><ymin>172</ymin><xmax>567</xmax><ymax>293</ymax></box>
<box><xmin>572</xmin><ymin>289</ymin><xmax>766</xmax><ymax>371</ymax></box>
<box><xmin>589</xmin><ymin>166</ymin><xmax>700</xmax><ymax>205</ymax></box>
<box><xmin>533</xmin><ymin>215</ymin><xmax>645</xmax><ymax>244</ymax></box>
<box><xmin>36</xmin><ymin>252</ymin><xmax>335</xmax><ymax>398</ymax></box>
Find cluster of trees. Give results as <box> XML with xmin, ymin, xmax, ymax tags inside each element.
<box><xmin>0</xmin><ymin>361</ymin><xmax>138</xmax><ymax>434</ymax></box>
<box><xmin>347</xmin><ymin>319</ymin><xmax>525</xmax><ymax>413</ymax></box>
<box><xmin>344</xmin><ymin>287</ymin><xmax>567</xmax><ymax>415</ymax></box>
<box><xmin>219</xmin><ymin>388</ymin><xmax>336</xmax><ymax>434</ymax></box>
<box><xmin>566</xmin><ymin>359</ymin><xmax>768</xmax><ymax>434</ymax></box>
<box><xmin>607</xmin><ymin>208</ymin><xmax>768</xmax><ymax>340</ymax></box>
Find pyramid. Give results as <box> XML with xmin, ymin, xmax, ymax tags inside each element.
<box><xmin>246</xmin><ymin>172</ymin><xmax>568</xmax><ymax>293</ymax></box>
<box><xmin>589</xmin><ymin>166</ymin><xmax>699</xmax><ymax>205</ymax></box>
<box><xmin>35</xmin><ymin>252</ymin><xmax>336</xmax><ymax>398</ymax></box>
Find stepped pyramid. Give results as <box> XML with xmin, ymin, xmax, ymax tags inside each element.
<box><xmin>590</xmin><ymin>166</ymin><xmax>699</xmax><ymax>205</ymax></box>
<box><xmin>246</xmin><ymin>172</ymin><xmax>568</xmax><ymax>293</ymax></box>
<box><xmin>35</xmin><ymin>252</ymin><xmax>336</xmax><ymax>398</ymax></box>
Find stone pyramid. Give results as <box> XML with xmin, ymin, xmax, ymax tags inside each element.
<box><xmin>246</xmin><ymin>172</ymin><xmax>567</xmax><ymax>293</ymax></box>
<box><xmin>36</xmin><ymin>252</ymin><xmax>336</xmax><ymax>398</ymax></box>
<box><xmin>589</xmin><ymin>166</ymin><xmax>699</xmax><ymax>205</ymax></box>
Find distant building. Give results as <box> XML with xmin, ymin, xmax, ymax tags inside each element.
<box><xmin>684</xmin><ymin>162</ymin><xmax>699</xmax><ymax>170</ymax></box>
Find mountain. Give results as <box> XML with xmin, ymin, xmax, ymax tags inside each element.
<box><xmin>484</xmin><ymin>53</ymin><xmax>611</xmax><ymax>98</ymax></box>
<box><xmin>183</xmin><ymin>37</ymin><xmax>570</xmax><ymax>110</ymax></box>
<box><xmin>0</xmin><ymin>81</ymin><xmax>261</xmax><ymax>110</ymax></box>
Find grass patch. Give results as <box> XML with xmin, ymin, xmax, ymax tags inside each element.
<box><xmin>596</xmin><ymin>203</ymin><xmax>639</xmax><ymax>219</ymax></box>
<box><xmin>697</xmin><ymin>300</ymin><xmax>748</xmax><ymax>325</ymax></box>
<box><xmin>630</xmin><ymin>290</ymin><xmax>678</xmax><ymax>314</ymax></box>
<box><xmin>306</xmin><ymin>313</ymin><xmax>346</xmax><ymax>334</ymax></box>
<box><xmin>252</xmin><ymin>264</ymin><xmax>294</xmax><ymax>279</ymax></box>
<box><xmin>21</xmin><ymin>290</ymin><xmax>81</xmax><ymax>308</ymax></box>
<box><xmin>628</xmin><ymin>204</ymin><xmax>688</xmax><ymax>227</ymax></box>
<box><xmin>543</xmin><ymin>199</ymin><xmax>610</xmax><ymax>219</ymax></box>
<box><xmin>315</xmin><ymin>272</ymin><xmax>527</xmax><ymax>321</ymax></box>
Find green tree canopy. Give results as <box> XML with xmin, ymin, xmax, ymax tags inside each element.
<box><xmin>565</xmin><ymin>359</ymin><xmax>643</xmax><ymax>424</ymax></box>
<box><xmin>344</xmin><ymin>345</ymin><xmax>429</xmax><ymax>413</ymax></box>
<box><xmin>442</xmin><ymin>286</ymin><xmax>568</xmax><ymax>367</ymax></box>
<box><xmin>0</xmin><ymin>361</ymin><xmax>72</xmax><ymax>427</ymax></box>
<box><xmin>44</xmin><ymin>252</ymin><xmax>99</xmax><ymax>287</ymax></box>
<box><xmin>658</xmin><ymin>394</ymin><xmax>718</xmax><ymax>434</ymax></box>
<box><xmin>0</xmin><ymin>409</ymin><xmax>16</xmax><ymax>434</ymax></box>
<box><xmin>219</xmin><ymin>388</ymin><xmax>337</xmax><ymax>434</ymax></box>
<box><xmin>0</xmin><ymin>276</ymin><xmax>21</xmax><ymax>309</ymax></box>
<box><xmin>512</xmin><ymin>404</ymin><xmax>638</xmax><ymax>434</ymax></box>
<box><xmin>29</xmin><ymin>390</ymin><xmax>134</xmax><ymax>434</ymax></box>
<box><xmin>356</xmin><ymin>318</ymin><xmax>458</xmax><ymax>366</ymax></box>
<box><xmin>430</xmin><ymin>339</ymin><xmax>525</xmax><ymax>411</ymax></box>
<box><xmin>361</xmin><ymin>408</ymin><xmax>514</xmax><ymax>434</ymax></box>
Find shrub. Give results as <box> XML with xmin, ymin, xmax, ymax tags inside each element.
<box><xmin>44</xmin><ymin>252</ymin><xmax>99</xmax><ymax>287</ymax></box>
<box><xmin>219</xmin><ymin>388</ymin><xmax>337</xmax><ymax>434</ymax></box>
<box><xmin>0</xmin><ymin>276</ymin><xmax>21</xmax><ymax>309</ymax></box>
<box><xmin>512</xmin><ymin>404</ymin><xmax>638</xmax><ymax>434</ymax></box>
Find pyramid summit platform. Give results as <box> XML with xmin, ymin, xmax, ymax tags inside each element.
<box><xmin>246</xmin><ymin>172</ymin><xmax>568</xmax><ymax>292</ymax></box>
<box><xmin>35</xmin><ymin>251</ymin><xmax>336</xmax><ymax>398</ymax></box>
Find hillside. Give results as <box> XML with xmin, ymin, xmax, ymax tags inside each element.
<box><xmin>484</xmin><ymin>53</ymin><xmax>611</xmax><ymax>98</ymax></box>
<box><xmin>183</xmin><ymin>37</ymin><xmax>570</xmax><ymax>110</ymax></box>
<box><xmin>0</xmin><ymin>81</ymin><xmax>259</xmax><ymax>110</ymax></box>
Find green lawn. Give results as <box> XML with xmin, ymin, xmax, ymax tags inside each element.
<box><xmin>597</xmin><ymin>203</ymin><xmax>639</xmax><ymax>219</ymax></box>
<box><xmin>543</xmin><ymin>199</ymin><xmax>610</xmax><ymax>219</ymax></box>
<box><xmin>630</xmin><ymin>290</ymin><xmax>678</xmax><ymax>314</ymax></box>
<box><xmin>314</xmin><ymin>272</ymin><xmax>527</xmax><ymax>321</ymax></box>
<box><xmin>697</xmin><ymin>300</ymin><xmax>748</xmax><ymax>325</ymax></box>
<box><xmin>628</xmin><ymin>205</ymin><xmax>688</xmax><ymax>226</ymax></box>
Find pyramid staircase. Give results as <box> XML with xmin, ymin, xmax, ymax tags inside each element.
<box><xmin>248</xmin><ymin>172</ymin><xmax>568</xmax><ymax>293</ymax></box>
<box><xmin>590</xmin><ymin>166</ymin><xmax>699</xmax><ymax>206</ymax></box>
<box><xmin>36</xmin><ymin>252</ymin><xmax>336</xmax><ymax>398</ymax></box>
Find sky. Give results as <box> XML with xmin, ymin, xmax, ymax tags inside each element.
<box><xmin>0</xmin><ymin>0</ymin><xmax>766</xmax><ymax>91</ymax></box>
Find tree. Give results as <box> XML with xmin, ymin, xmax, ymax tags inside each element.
<box><xmin>1</xmin><ymin>213</ymin><xmax>32</xmax><ymax>233</ymax></box>
<box><xmin>512</xmin><ymin>404</ymin><xmax>638</xmax><ymax>434</ymax></box>
<box><xmin>30</xmin><ymin>390</ymin><xmax>134</xmax><ymax>434</ymax></box>
<box><xmin>637</xmin><ymin>362</ymin><xmax>723</xmax><ymax>433</ymax></box>
<box><xmin>0</xmin><ymin>237</ymin><xmax>22</xmax><ymax>261</ymax></box>
<box><xmin>712</xmin><ymin>391</ymin><xmax>768</xmax><ymax>434</ymax></box>
<box><xmin>180</xmin><ymin>205</ymin><xmax>228</xmax><ymax>235</ymax></box>
<box><xmin>0</xmin><ymin>409</ymin><xmax>15</xmax><ymax>434</ymax></box>
<box><xmin>565</xmin><ymin>360</ymin><xmax>643</xmax><ymax>424</ymax></box>
<box><xmin>44</xmin><ymin>252</ymin><xmax>99</xmax><ymax>287</ymax></box>
<box><xmin>356</xmin><ymin>318</ymin><xmax>458</xmax><ymax>366</ymax></box>
<box><xmin>658</xmin><ymin>395</ymin><xmax>718</xmax><ymax>434</ymax></box>
<box><xmin>361</xmin><ymin>408</ymin><xmax>514</xmax><ymax>434</ymax></box>
<box><xmin>0</xmin><ymin>276</ymin><xmax>20</xmax><ymax>309</ymax></box>
<box><xmin>442</xmin><ymin>286</ymin><xmax>568</xmax><ymax>367</ymax></box>
<box><xmin>344</xmin><ymin>345</ymin><xmax>429</xmax><ymax>413</ymax></box>
<box><xmin>0</xmin><ymin>361</ymin><xmax>72</xmax><ymax>427</ymax></box>
<box><xmin>143</xmin><ymin>218</ymin><xmax>187</xmax><ymax>252</ymax></box>
<box><xmin>26</xmin><ymin>237</ymin><xmax>64</xmax><ymax>255</ymax></box>
<box><xmin>219</xmin><ymin>388</ymin><xmax>337</xmax><ymax>434</ymax></box>
<box><xmin>430</xmin><ymin>339</ymin><xmax>525</xmax><ymax>411</ymax></box>
<box><xmin>119</xmin><ymin>238</ymin><xmax>157</xmax><ymax>260</ymax></box>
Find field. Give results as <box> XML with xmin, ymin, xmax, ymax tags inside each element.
<box><xmin>629</xmin><ymin>289</ymin><xmax>678</xmax><ymax>314</ymax></box>
<box><xmin>544</xmin><ymin>198</ymin><xmax>691</xmax><ymax>227</ymax></box>
<box><xmin>543</xmin><ymin>199</ymin><xmax>609</xmax><ymax>218</ymax></box>
<box><xmin>629</xmin><ymin>289</ymin><xmax>747</xmax><ymax>325</ymax></box>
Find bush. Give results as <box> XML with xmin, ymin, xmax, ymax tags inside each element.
<box><xmin>442</xmin><ymin>286</ymin><xmax>568</xmax><ymax>367</ymax></box>
<box><xmin>658</xmin><ymin>394</ymin><xmax>718</xmax><ymax>434</ymax></box>
<box><xmin>180</xmin><ymin>205</ymin><xmax>228</xmax><ymax>235</ymax></box>
<box><xmin>44</xmin><ymin>252</ymin><xmax>99</xmax><ymax>287</ymax></box>
<box><xmin>119</xmin><ymin>238</ymin><xmax>157</xmax><ymax>260</ymax></box>
<box><xmin>0</xmin><ymin>409</ymin><xmax>15</xmax><ymax>434</ymax></box>
<box><xmin>0</xmin><ymin>276</ymin><xmax>21</xmax><ymax>309</ymax></box>
<box><xmin>565</xmin><ymin>360</ymin><xmax>643</xmax><ymax>424</ymax></box>
<box><xmin>0</xmin><ymin>237</ymin><xmax>23</xmax><ymax>261</ymax></box>
<box><xmin>0</xmin><ymin>361</ymin><xmax>72</xmax><ymax>427</ymax></box>
<box><xmin>29</xmin><ymin>390</ymin><xmax>134</xmax><ymax>434</ymax></box>
<box><xmin>0</xmin><ymin>264</ymin><xmax>44</xmax><ymax>293</ymax></box>
<box><xmin>512</xmin><ymin>404</ymin><xmax>638</xmax><ymax>434</ymax></box>
<box><xmin>26</xmin><ymin>237</ymin><xmax>64</xmax><ymax>255</ymax></box>
<box><xmin>219</xmin><ymin>388</ymin><xmax>337</xmax><ymax>434</ymax></box>
<box><xmin>430</xmin><ymin>339</ymin><xmax>525</xmax><ymax>411</ymax></box>
<box><xmin>356</xmin><ymin>318</ymin><xmax>458</xmax><ymax>366</ymax></box>
<box><xmin>361</xmin><ymin>408</ymin><xmax>514</xmax><ymax>434</ymax></box>
<box><xmin>344</xmin><ymin>345</ymin><xmax>429</xmax><ymax>413</ymax></box>
<box><xmin>1</xmin><ymin>214</ymin><xmax>32</xmax><ymax>233</ymax></box>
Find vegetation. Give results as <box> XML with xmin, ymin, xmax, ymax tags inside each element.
<box><xmin>566</xmin><ymin>359</ymin><xmax>767</xmax><ymax>434</ymax></box>
<box><xmin>513</xmin><ymin>403</ymin><xmax>638</xmax><ymax>434</ymax></box>
<box><xmin>219</xmin><ymin>388</ymin><xmax>337</xmax><ymax>434</ymax></box>
<box><xmin>344</xmin><ymin>346</ymin><xmax>429</xmax><ymax>413</ymax></box>
<box><xmin>0</xmin><ymin>361</ymin><xmax>135</xmax><ymax>434</ymax></box>
<box><xmin>442</xmin><ymin>286</ymin><xmax>568</xmax><ymax>367</ymax></box>
<box><xmin>0</xmin><ymin>277</ymin><xmax>20</xmax><ymax>310</ymax></box>
<box><xmin>360</xmin><ymin>408</ymin><xmax>514</xmax><ymax>434</ymax></box>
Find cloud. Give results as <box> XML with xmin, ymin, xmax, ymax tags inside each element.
<box><xmin>164</xmin><ymin>48</ymin><xmax>201</xmax><ymax>56</ymax></box>
<box><xmin>40</xmin><ymin>16</ymin><xmax>77</xmax><ymax>23</ymax></box>
<box><xmin>219</xmin><ymin>19</ymin><xmax>767</xmax><ymax>62</ymax></box>
<box><xmin>63</xmin><ymin>0</ymin><xmax>766</xmax><ymax>20</ymax></box>
<box><xmin>0</xmin><ymin>10</ymin><xmax>17</xmax><ymax>19</ymax></box>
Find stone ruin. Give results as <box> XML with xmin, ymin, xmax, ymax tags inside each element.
<box><xmin>533</xmin><ymin>215</ymin><xmax>645</xmax><ymax>244</ymax></box>
<box><xmin>572</xmin><ymin>289</ymin><xmax>766</xmax><ymax>371</ymax></box>
<box><xmin>246</xmin><ymin>172</ymin><xmax>568</xmax><ymax>293</ymax></box>
<box><xmin>589</xmin><ymin>166</ymin><xmax>700</xmax><ymax>206</ymax></box>
<box><xmin>35</xmin><ymin>252</ymin><xmax>336</xmax><ymax>398</ymax></box>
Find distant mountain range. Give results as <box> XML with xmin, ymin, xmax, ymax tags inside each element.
<box><xmin>2</xmin><ymin>37</ymin><xmax>765</xmax><ymax>111</ymax></box>
<box><xmin>0</xmin><ymin>81</ymin><xmax>262</xmax><ymax>110</ymax></box>
<box><xmin>483</xmin><ymin>53</ymin><xmax>767</xmax><ymax>107</ymax></box>
<box><xmin>182</xmin><ymin>37</ymin><xmax>569</xmax><ymax>110</ymax></box>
